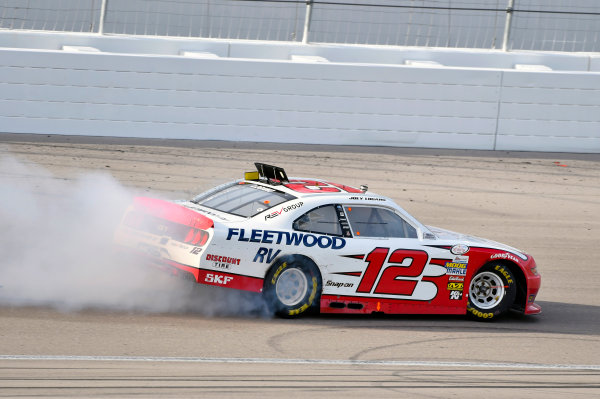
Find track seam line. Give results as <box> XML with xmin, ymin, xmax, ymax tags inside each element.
<box><xmin>1</xmin><ymin>355</ymin><xmax>599</xmax><ymax>370</ymax></box>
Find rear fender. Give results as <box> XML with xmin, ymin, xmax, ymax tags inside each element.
<box><xmin>115</xmin><ymin>197</ymin><xmax>214</xmax><ymax>266</ymax></box>
<box><xmin>131</xmin><ymin>197</ymin><xmax>213</xmax><ymax>230</ymax></box>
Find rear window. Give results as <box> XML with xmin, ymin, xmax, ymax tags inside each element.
<box><xmin>192</xmin><ymin>182</ymin><xmax>296</xmax><ymax>218</ymax></box>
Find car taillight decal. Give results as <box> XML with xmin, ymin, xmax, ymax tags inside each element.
<box><xmin>123</xmin><ymin>207</ymin><xmax>211</xmax><ymax>248</ymax></box>
<box><xmin>189</xmin><ymin>229</ymin><xmax>209</xmax><ymax>246</ymax></box>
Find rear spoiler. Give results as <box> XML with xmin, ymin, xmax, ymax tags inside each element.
<box><xmin>253</xmin><ymin>163</ymin><xmax>289</xmax><ymax>184</ymax></box>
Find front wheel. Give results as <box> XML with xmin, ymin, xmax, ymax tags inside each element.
<box><xmin>263</xmin><ymin>257</ymin><xmax>321</xmax><ymax>318</ymax></box>
<box><xmin>467</xmin><ymin>262</ymin><xmax>517</xmax><ymax>321</ymax></box>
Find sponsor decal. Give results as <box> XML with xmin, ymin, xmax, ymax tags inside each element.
<box><xmin>336</xmin><ymin>204</ymin><xmax>352</xmax><ymax>237</ymax></box>
<box><xmin>227</xmin><ymin>228</ymin><xmax>346</xmax><ymax>249</ymax></box>
<box><xmin>445</xmin><ymin>263</ymin><xmax>467</xmax><ymax>276</ymax></box>
<box><xmin>451</xmin><ymin>244</ymin><xmax>469</xmax><ymax>255</ymax></box>
<box><xmin>288</xmin><ymin>276</ymin><xmax>318</xmax><ymax>316</ymax></box>
<box><xmin>445</xmin><ymin>256</ymin><xmax>468</xmax><ymax>276</ymax></box>
<box><xmin>325</xmin><ymin>280</ymin><xmax>354</xmax><ymax>288</ymax></box>
<box><xmin>448</xmin><ymin>275</ymin><xmax>465</xmax><ymax>282</ymax></box>
<box><xmin>194</xmin><ymin>208</ymin><xmax>228</xmax><ymax>221</ymax></box>
<box><xmin>170</xmin><ymin>241</ymin><xmax>190</xmax><ymax>250</ymax></box>
<box><xmin>494</xmin><ymin>264</ymin><xmax>514</xmax><ymax>284</ymax></box>
<box><xmin>490</xmin><ymin>252</ymin><xmax>521</xmax><ymax>263</ymax></box>
<box><xmin>528</xmin><ymin>294</ymin><xmax>536</xmax><ymax>303</ymax></box>
<box><xmin>264</xmin><ymin>201</ymin><xmax>304</xmax><ymax>221</ymax></box>
<box><xmin>250</xmin><ymin>185</ymin><xmax>275</xmax><ymax>192</ymax></box>
<box><xmin>447</xmin><ymin>282</ymin><xmax>464</xmax><ymax>291</ymax></box>
<box><xmin>348</xmin><ymin>196</ymin><xmax>386</xmax><ymax>202</ymax></box>
<box><xmin>468</xmin><ymin>307</ymin><xmax>494</xmax><ymax>319</ymax></box>
<box><xmin>449</xmin><ymin>290</ymin><xmax>463</xmax><ymax>300</ymax></box>
<box><xmin>253</xmin><ymin>247</ymin><xmax>282</xmax><ymax>263</ymax></box>
<box><xmin>205</xmin><ymin>253</ymin><xmax>241</xmax><ymax>269</ymax></box>
<box><xmin>205</xmin><ymin>273</ymin><xmax>233</xmax><ymax>285</ymax></box>
<box><xmin>355</xmin><ymin>247</ymin><xmax>446</xmax><ymax>300</ymax></box>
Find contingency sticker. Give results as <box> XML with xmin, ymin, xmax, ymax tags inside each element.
<box><xmin>445</xmin><ymin>256</ymin><xmax>468</xmax><ymax>276</ymax></box>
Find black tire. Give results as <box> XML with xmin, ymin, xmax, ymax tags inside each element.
<box><xmin>467</xmin><ymin>262</ymin><xmax>517</xmax><ymax>321</ymax></box>
<box><xmin>263</xmin><ymin>257</ymin><xmax>322</xmax><ymax>318</ymax></box>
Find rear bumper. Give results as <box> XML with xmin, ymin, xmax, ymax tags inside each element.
<box><xmin>119</xmin><ymin>247</ymin><xmax>265</xmax><ymax>293</ymax></box>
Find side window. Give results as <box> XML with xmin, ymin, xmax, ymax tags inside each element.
<box><xmin>293</xmin><ymin>205</ymin><xmax>343</xmax><ymax>236</ymax></box>
<box><xmin>344</xmin><ymin>206</ymin><xmax>417</xmax><ymax>238</ymax></box>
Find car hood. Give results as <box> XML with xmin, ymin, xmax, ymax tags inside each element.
<box><xmin>426</xmin><ymin>225</ymin><xmax>527</xmax><ymax>259</ymax></box>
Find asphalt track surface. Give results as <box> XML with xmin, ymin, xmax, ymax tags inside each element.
<box><xmin>1</xmin><ymin>134</ymin><xmax>599</xmax><ymax>398</ymax></box>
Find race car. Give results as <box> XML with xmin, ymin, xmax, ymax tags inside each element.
<box><xmin>114</xmin><ymin>163</ymin><xmax>541</xmax><ymax>320</ymax></box>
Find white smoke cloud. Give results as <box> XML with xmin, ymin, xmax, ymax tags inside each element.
<box><xmin>0</xmin><ymin>154</ymin><xmax>268</xmax><ymax>317</ymax></box>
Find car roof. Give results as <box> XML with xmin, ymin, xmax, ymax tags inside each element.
<box><xmin>246</xmin><ymin>163</ymin><xmax>368</xmax><ymax>198</ymax></box>
<box><xmin>237</xmin><ymin>178</ymin><xmax>430</xmax><ymax>238</ymax></box>
<box><xmin>252</xmin><ymin>177</ymin><xmax>365</xmax><ymax>197</ymax></box>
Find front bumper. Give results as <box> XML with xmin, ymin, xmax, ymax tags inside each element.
<box><xmin>523</xmin><ymin>257</ymin><xmax>542</xmax><ymax>315</ymax></box>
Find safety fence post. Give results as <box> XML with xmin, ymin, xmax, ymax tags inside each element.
<box><xmin>502</xmin><ymin>0</ymin><xmax>514</xmax><ymax>51</ymax></box>
<box><xmin>98</xmin><ymin>0</ymin><xmax>108</xmax><ymax>35</ymax></box>
<box><xmin>302</xmin><ymin>0</ymin><xmax>313</xmax><ymax>44</ymax></box>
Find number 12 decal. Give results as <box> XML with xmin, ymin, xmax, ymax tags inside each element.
<box><xmin>357</xmin><ymin>247</ymin><xmax>444</xmax><ymax>300</ymax></box>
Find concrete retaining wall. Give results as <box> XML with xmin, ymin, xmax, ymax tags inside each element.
<box><xmin>1</xmin><ymin>31</ymin><xmax>598</xmax><ymax>153</ymax></box>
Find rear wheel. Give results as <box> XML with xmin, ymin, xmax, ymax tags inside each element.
<box><xmin>264</xmin><ymin>257</ymin><xmax>321</xmax><ymax>318</ymax></box>
<box><xmin>467</xmin><ymin>262</ymin><xmax>516</xmax><ymax>321</ymax></box>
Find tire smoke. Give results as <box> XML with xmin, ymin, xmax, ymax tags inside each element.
<box><xmin>0</xmin><ymin>155</ymin><xmax>268</xmax><ymax>317</ymax></box>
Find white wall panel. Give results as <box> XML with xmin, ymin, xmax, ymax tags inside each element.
<box><xmin>0</xmin><ymin>48</ymin><xmax>501</xmax><ymax>150</ymax></box>
<box><xmin>0</xmin><ymin>84</ymin><xmax>499</xmax><ymax>118</ymax></box>
<box><xmin>0</xmin><ymin>32</ymin><xmax>599</xmax><ymax>153</ymax></box>
<box><xmin>500</xmin><ymin>87</ymin><xmax>600</xmax><ymax>106</ymax></box>
<box><xmin>496</xmin><ymin>71</ymin><xmax>600</xmax><ymax>152</ymax></box>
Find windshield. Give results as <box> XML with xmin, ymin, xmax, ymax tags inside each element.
<box><xmin>192</xmin><ymin>182</ymin><xmax>296</xmax><ymax>218</ymax></box>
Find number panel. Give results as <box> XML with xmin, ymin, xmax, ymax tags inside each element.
<box><xmin>356</xmin><ymin>247</ymin><xmax>446</xmax><ymax>301</ymax></box>
<box><xmin>356</xmin><ymin>247</ymin><xmax>388</xmax><ymax>293</ymax></box>
<box><xmin>284</xmin><ymin>180</ymin><xmax>362</xmax><ymax>194</ymax></box>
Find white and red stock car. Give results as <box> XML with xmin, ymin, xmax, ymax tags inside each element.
<box><xmin>115</xmin><ymin>163</ymin><xmax>541</xmax><ymax>320</ymax></box>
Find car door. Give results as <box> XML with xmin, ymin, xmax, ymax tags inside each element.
<box><xmin>323</xmin><ymin>205</ymin><xmax>461</xmax><ymax>311</ymax></box>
